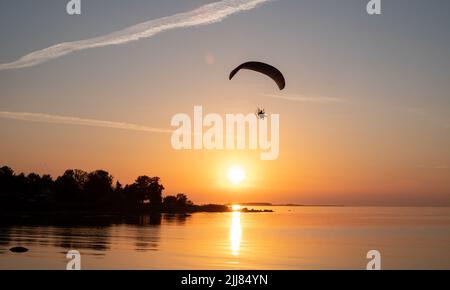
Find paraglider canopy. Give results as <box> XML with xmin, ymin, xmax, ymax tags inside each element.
<box><xmin>229</xmin><ymin>61</ymin><xmax>285</xmax><ymax>90</ymax></box>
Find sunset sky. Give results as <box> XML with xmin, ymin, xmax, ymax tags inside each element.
<box><xmin>1</xmin><ymin>0</ymin><xmax>449</xmax><ymax>205</ymax></box>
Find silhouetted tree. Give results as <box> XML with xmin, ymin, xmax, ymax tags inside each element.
<box><xmin>40</xmin><ymin>174</ymin><xmax>54</xmax><ymax>193</ymax></box>
<box><xmin>114</xmin><ymin>181</ymin><xmax>123</xmax><ymax>193</ymax></box>
<box><xmin>0</xmin><ymin>166</ymin><xmax>15</xmax><ymax>194</ymax></box>
<box><xmin>148</xmin><ymin>177</ymin><xmax>164</xmax><ymax>206</ymax></box>
<box><xmin>83</xmin><ymin>170</ymin><xmax>113</xmax><ymax>206</ymax></box>
<box><xmin>26</xmin><ymin>173</ymin><xmax>41</xmax><ymax>197</ymax></box>
<box><xmin>126</xmin><ymin>176</ymin><xmax>164</xmax><ymax>207</ymax></box>
<box><xmin>14</xmin><ymin>173</ymin><xmax>27</xmax><ymax>199</ymax></box>
<box><xmin>176</xmin><ymin>193</ymin><xmax>192</xmax><ymax>207</ymax></box>
<box><xmin>0</xmin><ymin>165</ymin><xmax>202</xmax><ymax>213</ymax></box>
<box><xmin>0</xmin><ymin>166</ymin><xmax>16</xmax><ymax>206</ymax></box>
<box><xmin>54</xmin><ymin>169</ymin><xmax>87</xmax><ymax>203</ymax></box>
<box><xmin>162</xmin><ymin>193</ymin><xmax>192</xmax><ymax>211</ymax></box>
<box><xmin>25</xmin><ymin>173</ymin><xmax>54</xmax><ymax>203</ymax></box>
<box><xmin>163</xmin><ymin>195</ymin><xmax>177</xmax><ymax>211</ymax></box>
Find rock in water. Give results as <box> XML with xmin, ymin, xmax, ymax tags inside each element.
<box><xmin>9</xmin><ymin>246</ymin><xmax>29</xmax><ymax>253</ymax></box>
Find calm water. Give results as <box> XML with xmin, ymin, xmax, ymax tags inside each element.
<box><xmin>1</xmin><ymin>207</ymin><xmax>449</xmax><ymax>269</ymax></box>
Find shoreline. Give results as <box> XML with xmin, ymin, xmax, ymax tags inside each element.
<box><xmin>0</xmin><ymin>204</ymin><xmax>273</xmax><ymax>218</ymax></box>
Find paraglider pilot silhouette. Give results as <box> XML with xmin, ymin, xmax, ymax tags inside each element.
<box><xmin>229</xmin><ymin>61</ymin><xmax>286</xmax><ymax>119</ymax></box>
<box><xmin>255</xmin><ymin>107</ymin><xmax>266</xmax><ymax>120</ymax></box>
<box><xmin>170</xmin><ymin>61</ymin><xmax>283</xmax><ymax>160</ymax></box>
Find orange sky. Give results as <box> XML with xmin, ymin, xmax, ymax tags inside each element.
<box><xmin>1</xmin><ymin>0</ymin><xmax>449</xmax><ymax>206</ymax></box>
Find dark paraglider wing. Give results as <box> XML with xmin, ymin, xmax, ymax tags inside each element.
<box><xmin>229</xmin><ymin>61</ymin><xmax>285</xmax><ymax>90</ymax></box>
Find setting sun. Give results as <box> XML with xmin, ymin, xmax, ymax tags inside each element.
<box><xmin>1</xmin><ymin>0</ymin><xmax>450</xmax><ymax>273</ymax></box>
<box><xmin>227</xmin><ymin>166</ymin><xmax>246</xmax><ymax>185</ymax></box>
<box><xmin>231</xmin><ymin>204</ymin><xmax>242</xmax><ymax>211</ymax></box>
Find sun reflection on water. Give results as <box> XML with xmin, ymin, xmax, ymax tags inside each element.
<box><xmin>230</xmin><ymin>211</ymin><xmax>242</xmax><ymax>256</ymax></box>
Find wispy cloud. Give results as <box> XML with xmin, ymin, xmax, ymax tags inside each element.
<box><xmin>0</xmin><ymin>0</ymin><xmax>271</xmax><ymax>71</ymax></box>
<box><xmin>261</xmin><ymin>93</ymin><xmax>347</xmax><ymax>104</ymax></box>
<box><xmin>416</xmin><ymin>165</ymin><xmax>450</xmax><ymax>170</ymax></box>
<box><xmin>0</xmin><ymin>111</ymin><xmax>172</xmax><ymax>134</ymax></box>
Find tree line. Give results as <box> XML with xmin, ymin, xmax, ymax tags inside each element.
<box><xmin>0</xmin><ymin>165</ymin><xmax>194</xmax><ymax>212</ymax></box>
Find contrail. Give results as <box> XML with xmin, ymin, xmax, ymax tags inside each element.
<box><xmin>0</xmin><ymin>111</ymin><xmax>173</xmax><ymax>134</ymax></box>
<box><xmin>261</xmin><ymin>93</ymin><xmax>346</xmax><ymax>104</ymax></box>
<box><xmin>0</xmin><ymin>0</ymin><xmax>271</xmax><ymax>71</ymax></box>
